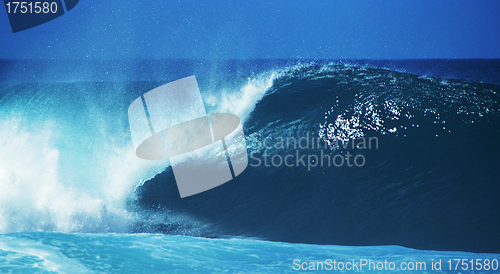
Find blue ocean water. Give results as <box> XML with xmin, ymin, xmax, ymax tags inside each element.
<box><xmin>0</xmin><ymin>232</ymin><xmax>499</xmax><ymax>273</ymax></box>
<box><xmin>0</xmin><ymin>59</ymin><xmax>499</xmax><ymax>272</ymax></box>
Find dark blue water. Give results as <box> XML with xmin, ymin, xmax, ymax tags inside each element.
<box><xmin>129</xmin><ymin>60</ymin><xmax>500</xmax><ymax>253</ymax></box>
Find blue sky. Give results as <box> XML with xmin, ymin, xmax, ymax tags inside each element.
<box><xmin>0</xmin><ymin>0</ymin><xmax>499</xmax><ymax>59</ymax></box>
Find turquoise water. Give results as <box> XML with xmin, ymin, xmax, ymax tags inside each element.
<box><xmin>0</xmin><ymin>232</ymin><xmax>499</xmax><ymax>273</ymax></box>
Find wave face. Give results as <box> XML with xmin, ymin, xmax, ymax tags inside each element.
<box><xmin>0</xmin><ymin>60</ymin><xmax>499</xmax><ymax>253</ymax></box>
<box><xmin>134</xmin><ymin>63</ymin><xmax>500</xmax><ymax>253</ymax></box>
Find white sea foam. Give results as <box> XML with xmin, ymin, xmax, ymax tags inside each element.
<box><xmin>0</xmin><ymin>114</ymin><xmax>168</xmax><ymax>233</ymax></box>
<box><xmin>0</xmin><ymin>71</ymin><xmax>277</xmax><ymax>233</ymax></box>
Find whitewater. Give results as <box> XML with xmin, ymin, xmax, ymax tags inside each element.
<box><xmin>0</xmin><ymin>66</ymin><xmax>275</xmax><ymax>233</ymax></box>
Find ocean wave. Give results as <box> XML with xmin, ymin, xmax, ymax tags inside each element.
<box><xmin>135</xmin><ymin>63</ymin><xmax>500</xmax><ymax>252</ymax></box>
<box><xmin>1</xmin><ymin>61</ymin><xmax>499</xmax><ymax>252</ymax></box>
